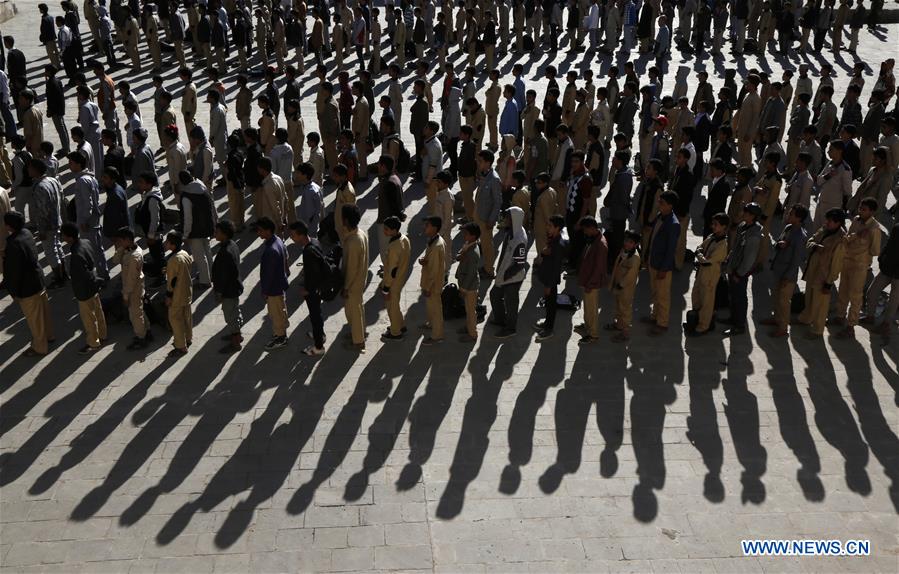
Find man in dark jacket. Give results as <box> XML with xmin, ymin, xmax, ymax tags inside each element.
<box><xmin>101</xmin><ymin>130</ymin><xmax>127</xmax><ymax>187</ymax></box>
<box><xmin>44</xmin><ymin>65</ymin><xmax>69</xmax><ymax>156</ymax></box>
<box><xmin>534</xmin><ymin>214</ymin><xmax>567</xmax><ymax>342</ymax></box>
<box><xmin>863</xmin><ymin>220</ymin><xmax>899</xmax><ymax>335</ymax></box>
<box><xmin>646</xmin><ymin>191</ymin><xmax>681</xmax><ymax>334</ymax></box>
<box><xmin>100</xmin><ymin>168</ymin><xmax>129</xmax><ymax>241</ymax></box>
<box><xmin>61</xmin><ymin>222</ymin><xmax>107</xmax><ymax>354</ymax></box>
<box><xmin>703</xmin><ymin>158</ymin><xmax>731</xmax><ymax>236</ymax></box>
<box><xmin>288</xmin><ymin>220</ymin><xmax>328</xmax><ymax>356</ymax></box>
<box><xmin>723</xmin><ymin>202</ymin><xmax>763</xmax><ymax>336</ymax></box>
<box><xmin>409</xmin><ymin>80</ymin><xmax>430</xmax><ymax>176</ymax></box>
<box><xmin>669</xmin><ymin>148</ymin><xmax>695</xmax><ymax>270</ymax></box>
<box><xmin>576</xmin><ymin>216</ymin><xmax>609</xmax><ymax>344</ymax></box>
<box><xmin>212</xmin><ymin>220</ymin><xmax>244</xmax><ymax>353</ymax></box>
<box><xmin>179</xmin><ymin>170</ymin><xmax>215</xmax><ymax>288</ymax></box>
<box><xmin>375</xmin><ymin>155</ymin><xmax>404</xmax><ymax>268</ymax></box>
<box><xmin>4</xmin><ymin>211</ymin><xmax>54</xmax><ymax>356</ymax></box>
<box><xmin>604</xmin><ymin>150</ymin><xmax>634</xmax><ymax>267</ymax></box>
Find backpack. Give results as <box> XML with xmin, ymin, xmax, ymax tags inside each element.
<box><xmin>319</xmin><ymin>245</ymin><xmax>344</xmax><ymax>301</ymax></box>
<box><xmin>441</xmin><ymin>283</ymin><xmax>467</xmax><ymax>319</ymax></box>
<box><xmin>389</xmin><ymin>135</ymin><xmax>412</xmax><ymax>173</ymax></box>
<box><xmin>368</xmin><ymin>119</ymin><xmax>381</xmax><ymax>148</ymax></box>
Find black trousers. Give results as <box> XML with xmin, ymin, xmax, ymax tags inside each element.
<box><xmin>543</xmin><ymin>285</ymin><xmax>558</xmax><ymax>330</ymax></box>
<box><xmin>728</xmin><ymin>275</ymin><xmax>749</xmax><ymax>327</ymax></box>
<box><xmin>305</xmin><ymin>292</ymin><xmax>325</xmax><ymax>348</ymax></box>
<box><xmin>607</xmin><ymin>219</ymin><xmax>626</xmax><ymax>269</ymax></box>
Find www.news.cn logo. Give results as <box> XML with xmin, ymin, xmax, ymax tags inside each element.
<box><xmin>741</xmin><ymin>540</ymin><xmax>871</xmax><ymax>557</ymax></box>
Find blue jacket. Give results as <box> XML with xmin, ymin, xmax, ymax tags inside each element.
<box><xmin>770</xmin><ymin>223</ymin><xmax>808</xmax><ymax>282</ymax></box>
<box><xmin>102</xmin><ymin>184</ymin><xmax>131</xmax><ymax>237</ymax></box>
<box><xmin>499</xmin><ymin>99</ymin><xmax>520</xmax><ymax>137</ymax></box>
<box><xmin>649</xmin><ymin>212</ymin><xmax>680</xmax><ymax>271</ymax></box>
<box><xmin>259</xmin><ymin>236</ymin><xmax>289</xmax><ymax>297</ymax></box>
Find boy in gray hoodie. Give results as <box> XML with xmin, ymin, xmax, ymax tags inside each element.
<box><xmin>489</xmin><ymin>207</ymin><xmax>528</xmax><ymax>338</ymax></box>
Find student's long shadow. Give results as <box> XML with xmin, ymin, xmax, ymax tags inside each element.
<box><xmin>684</xmin><ymin>331</ymin><xmax>727</xmax><ymax>503</ymax></box>
<box><xmin>831</xmin><ymin>337</ymin><xmax>899</xmax><ymax>512</ymax></box>
<box><xmin>342</xmin><ymin>332</ymin><xmax>432</xmax><ymax>501</ymax></box>
<box><xmin>0</xmin><ymin>339</ymin><xmax>157</xmax><ymax>488</ymax></box>
<box><xmin>435</xmin><ymin>277</ymin><xmax>542</xmax><ymax>520</ymax></box>
<box><xmin>116</xmin><ymin>328</ymin><xmax>275</xmax><ymax>528</ymax></box>
<box><xmin>501</xmin><ymin>329</ymin><xmax>569</xmax><ymax>495</ymax></box>
<box><xmin>722</xmin><ymin>335</ymin><xmax>769</xmax><ymax>506</ymax></box>
<box><xmin>870</xmin><ymin>342</ymin><xmax>899</xmax><ymax>407</ymax></box>
<box><xmin>0</xmin><ymin>328</ymin><xmax>86</xmax><ymax>439</ymax></box>
<box><xmin>68</xmin><ymin>337</ymin><xmax>233</xmax><ymax>522</ymax></box>
<box><xmin>756</xmin><ymin>331</ymin><xmax>825</xmax><ymax>502</ymax></box>
<box><xmin>157</xmin><ymin>339</ymin><xmax>356</xmax><ymax>549</ymax></box>
<box><xmin>793</xmin><ymin>336</ymin><xmax>872</xmax><ymax>497</ymax></box>
<box><xmin>537</xmin><ymin>334</ymin><xmax>626</xmax><ymax>495</ymax></box>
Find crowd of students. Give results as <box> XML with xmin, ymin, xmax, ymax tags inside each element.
<box><xmin>0</xmin><ymin>0</ymin><xmax>898</xmax><ymax>360</ymax></box>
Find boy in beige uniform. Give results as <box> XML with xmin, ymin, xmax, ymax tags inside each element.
<box><xmin>686</xmin><ymin>214</ymin><xmax>729</xmax><ymax>336</ymax></box>
<box><xmin>835</xmin><ymin>198</ymin><xmax>882</xmax><ymax>338</ymax></box>
<box><xmin>608</xmin><ymin>231</ymin><xmax>642</xmax><ymax>342</ymax></box>
<box><xmin>235</xmin><ymin>75</ymin><xmax>253</xmax><ymax>131</ymax></box>
<box><xmin>113</xmin><ymin>228</ymin><xmax>150</xmax><ymax>350</ymax></box>
<box><xmin>432</xmin><ymin>172</ymin><xmax>456</xmax><ymax>270</ymax></box>
<box><xmin>379</xmin><ymin>217</ymin><xmax>411</xmax><ymax>340</ymax></box>
<box><xmin>532</xmin><ymin>174</ymin><xmax>558</xmax><ymax>256</ymax></box>
<box><xmin>257</xmin><ymin>157</ymin><xmax>289</xmax><ymax>232</ymax></box>
<box><xmin>164</xmin><ymin>231</ymin><xmax>194</xmax><ymax>356</ymax></box>
<box><xmin>798</xmin><ymin>208</ymin><xmax>846</xmax><ymax>338</ymax></box>
<box><xmin>180</xmin><ymin>68</ymin><xmax>197</xmax><ymax>134</ymax></box>
<box><xmin>341</xmin><ymin>204</ymin><xmax>369</xmax><ymax>351</ymax></box>
<box><xmin>332</xmin><ymin>164</ymin><xmax>357</xmax><ymax>242</ymax></box>
<box><xmin>420</xmin><ymin>216</ymin><xmax>447</xmax><ymax>345</ymax></box>
<box><xmin>485</xmin><ymin>71</ymin><xmax>501</xmax><ymax>150</ymax></box>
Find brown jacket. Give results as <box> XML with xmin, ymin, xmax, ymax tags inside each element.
<box><xmin>804</xmin><ymin>227</ymin><xmax>846</xmax><ymax>288</ymax></box>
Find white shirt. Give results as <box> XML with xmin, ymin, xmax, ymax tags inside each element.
<box><xmin>681</xmin><ymin>141</ymin><xmax>697</xmax><ymax>171</ymax></box>
<box><xmin>0</xmin><ymin>70</ymin><xmax>9</xmax><ymax>103</ymax></box>
<box><xmin>57</xmin><ymin>25</ymin><xmax>73</xmax><ymax>52</ymax></box>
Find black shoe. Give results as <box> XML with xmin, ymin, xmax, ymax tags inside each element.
<box><xmin>535</xmin><ymin>330</ymin><xmax>553</xmax><ymax>342</ymax></box>
<box><xmin>127</xmin><ymin>338</ymin><xmax>148</xmax><ymax>350</ymax></box>
<box><xmin>381</xmin><ymin>331</ymin><xmax>405</xmax><ymax>341</ymax></box>
<box><xmin>494</xmin><ymin>328</ymin><xmax>517</xmax><ymax>339</ymax></box>
<box><xmin>264</xmin><ymin>336</ymin><xmax>288</xmax><ymax>350</ymax></box>
<box><xmin>78</xmin><ymin>345</ymin><xmax>100</xmax><ymax>355</ymax></box>
<box><xmin>722</xmin><ymin>327</ymin><xmax>746</xmax><ymax>337</ymax></box>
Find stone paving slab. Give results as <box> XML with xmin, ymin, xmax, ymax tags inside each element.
<box><xmin>1</xmin><ymin>4</ymin><xmax>899</xmax><ymax>573</ymax></box>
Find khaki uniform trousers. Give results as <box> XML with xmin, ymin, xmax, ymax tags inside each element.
<box><xmin>267</xmin><ymin>294</ymin><xmax>289</xmax><ymax>337</ymax></box>
<box><xmin>323</xmin><ymin>138</ymin><xmax>339</xmax><ymax>172</ymax></box>
<box><xmin>127</xmin><ymin>294</ymin><xmax>147</xmax><ymax>338</ymax></box>
<box><xmin>173</xmin><ymin>40</ymin><xmax>187</xmax><ymax>68</ymax></box>
<box><xmin>675</xmin><ymin>215</ymin><xmax>689</xmax><ymax>269</ymax></box>
<box><xmin>459</xmin><ymin>176</ymin><xmax>476</xmax><ymax>220</ymax></box>
<box><xmin>17</xmin><ymin>291</ymin><xmax>53</xmax><ymax>355</ymax></box>
<box><xmin>737</xmin><ymin>138</ymin><xmax>753</xmax><ymax>167</ymax></box>
<box><xmin>785</xmin><ymin>137</ymin><xmax>801</xmax><ymax>176</ymax></box>
<box><xmin>837</xmin><ymin>262</ymin><xmax>867</xmax><ymax>326</ymax></box>
<box><xmin>168</xmin><ymin>304</ymin><xmax>193</xmax><ymax>349</ymax></box>
<box><xmin>44</xmin><ymin>42</ymin><xmax>61</xmax><ymax>68</ymax></box>
<box><xmin>484</xmin><ymin>44</ymin><xmax>495</xmax><ymax>72</ymax></box>
<box><xmin>426</xmin><ymin>291</ymin><xmax>445</xmax><ymax>340</ymax></box>
<box><xmin>487</xmin><ymin>114</ymin><xmax>498</xmax><ymax>149</ymax></box>
<box><xmin>387</xmin><ymin>288</ymin><xmax>405</xmax><ymax>336</ymax></box>
<box><xmin>461</xmin><ymin>288</ymin><xmax>478</xmax><ymax>337</ymax></box>
<box><xmin>799</xmin><ymin>285</ymin><xmax>830</xmax><ymax>335</ymax></box>
<box><xmin>228</xmin><ymin>182</ymin><xmax>245</xmax><ymax>228</ymax></box>
<box><xmin>772</xmin><ymin>279</ymin><xmax>795</xmax><ymax>331</ymax></box>
<box><xmin>345</xmin><ymin>290</ymin><xmax>365</xmax><ymax>344</ymax></box>
<box><xmin>614</xmin><ymin>285</ymin><xmax>635</xmax><ymax>331</ymax></box>
<box><xmin>475</xmin><ymin>217</ymin><xmax>495</xmax><ymax>274</ymax></box>
<box><xmin>583</xmin><ymin>288</ymin><xmax>600</xmax><ymax>338</ymax></box>
<box><xmin>78</xmin><ymin>295</ymin><xmax>108</xmax><ymax>348</ymax></box>
<box><xmin>649</xmin><ymin>266</ymin><xmax>673</xmax><ymax>327</ymax></box>
<box><xmin>691</xmin><ymin>276</ymin><xmax>718</xmax><ymax>332</ymax></box>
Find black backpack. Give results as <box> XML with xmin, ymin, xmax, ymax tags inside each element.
<box><xmin>319</xmin><ymin>245</ymin><xmax>344</xmax><ymax>302</ymax></box>
<box><xmin>391</xmin><ymin>136</ymin><xmax>412</xmax><ymax>174</ymax></box>
<box><xmin>441</xmin><ymin>283</ymin><xmax>467</xmax><ymax>319</ymax></box>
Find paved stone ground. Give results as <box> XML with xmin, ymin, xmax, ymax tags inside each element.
<box><xmin>1</xmin><ymin>3</ymin><xmax>899</xmax><ymax>572</ymax></box>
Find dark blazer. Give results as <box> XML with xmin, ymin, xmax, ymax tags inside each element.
<box><xmin>40</xmin><ymin>14</ymin><xmax>57</xmax><ymax>44</ymax></box>
<box><xmin>670</xmin><ymin>166</ymin><xmax>695</xmax><ymax>218</ymax></box>
<box><xmin>69</xmin><ymin>239</ymin><xmax>101</xmax><ymax>301</ymax></box>
<box><xmin>212</xmin><ymin>239</ymin><xmax>243</xmax><ymax>298</ymax></box>
<box><xmin>694</xmin><ymin>114</ymin><xmax>713</xmax><ymax>153</ymax></box>
<box><xmin>4</xmin><ymin>228</ymin><xmax>44</xmax><ymax>298</ymax></box>
<box><xmin>409</xmin><ymin>97</ymin><xmax>429</xmax><ymax>141</ymax></box>
<box><xmin>301</xmin><ymin>239</ymin><xmax>327</xmax><ymax>293</ymax></box>
<box><xmin>102</xmin><ymin>184</ymin><xmax>131</xmax><ymax>237</ymax></box>
<box><xmin>704</xmin><ymin>176</ymin><xmax>731</xmax><ymax>221</ymax></box>
<box><xmin>45</xmin><ymin>77</ymin><xmax>67</xmax><ymax>118</ymax></box>
<box><xmin>649</xmin><ymin>212</ymin><xmax>681</xmax><ymax>271</ymax></box>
